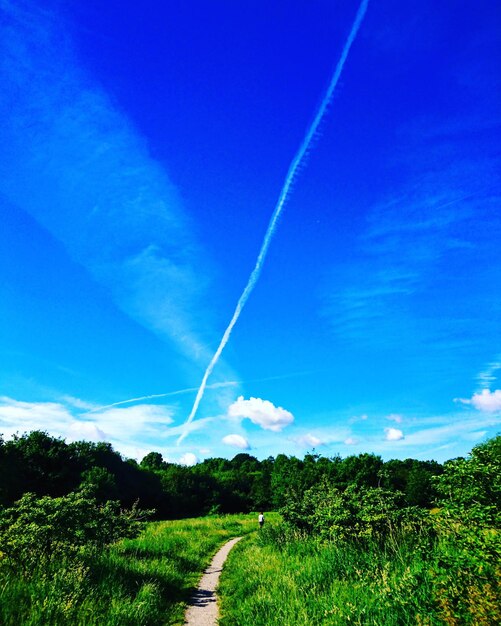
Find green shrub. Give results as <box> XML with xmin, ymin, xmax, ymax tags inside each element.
<box><xmin>433</xmin><ymin>435</ymin><xmax>500</xmax><ymax>527</ymax></box>
<box><xmin>0</xmin><ymin>490</ymin><xmax>150</xmax><ymax>573</ymax></box>
<box><xmin>281</xmin><ymin>478</ymin><xmax>426</xmax><ymax>543</ymax></box>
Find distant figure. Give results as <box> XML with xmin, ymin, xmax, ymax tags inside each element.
<box><xmin>258</xmin><ymin>512</ymin><xmax>265</xmax><ymax>528</ymax></box>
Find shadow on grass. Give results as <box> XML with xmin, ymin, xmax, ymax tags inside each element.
<box><xmin>87</xmin><ymin>551</ymin><xmax>190</xmax><ymax>607</ymax></box>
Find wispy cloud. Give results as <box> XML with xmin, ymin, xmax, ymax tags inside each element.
<box><xmin>286</xmin><ymin>423</ymin><xmax>352</xmax><ymax>450</ymax></box>
<box><xmin>322</xmin><ymin>47</ymin><xmax>501</xmax><ymax>352</ymax></box>
<box><xmin>292</xmin><ymin>433</ymin><xmax>325</xmax><ymax>448</ymax></box>
<box><xmin>0</xmin><ymin>0</ymin><xmax>225</xmax><ymax>374</ymax></box>
<box><xmin>0</xmin><ymin>391</ymin><xmax>223</xmax><ymax>462</ymax></box>
<box><xmin>344</xmin><ymin>437</ymin><xmax>358</xmax><ymax>445</ymax></box>
<box><xmin>397</xmin><ymin>414</ymin><xmax>499</xmax><ymax>448</ymax></box>
<box><xmin>386</xmin><ymin>414</ymin><xmax>403</xmax><ymax>423</ymax></box>
<box><xmin>86</xmin><ymin>381</ymin><xmax>239</xmax><ymax>414</ymax></box>
<box><xmin>60</xmin><ymin>395</ymin><xmax>98</xmax><ymax>411</ymax></box>
<box><xmin>90</xmin><ymin>405</ymin><xmax>175</xmax><ymax>439</ymax></box>
<box><xmin>0</xmin><ymin>395</ymin><xmax>176</xmax><ymax>460</ymax></box>
<box><xmin>476</xmin><ymin>356</ymin><xmax>501</xmax><ymax>391</ymax></box>
<box><xmin>323</xmin><ymin>189</ymin><xmax>492</xmax><ymax>346</ymax></box>
<box><xmin>0</xmin><ymin>396</ymin><xmax>74</xmax><ymax>436</ymax></box>
<box><xmin>349</xmin><ymin>414</ymin><xmax>368</xmax><ymax>424</ymax></box>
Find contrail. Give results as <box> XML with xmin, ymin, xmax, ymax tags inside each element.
<box><xmin>85</xmin><ymin>381</ymin><xmax>238</xmax><ymax>414</ymax></box>
<box><xmin>83</xmin><ymin>370</ymin><xmax>311</xmax><ymax>415</ymax></box>
<box><xmin>177</xmin><ymin>0</ymin><xmax>369</xmax><ymax>445</ymax></box>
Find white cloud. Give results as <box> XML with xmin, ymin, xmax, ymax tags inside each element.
<box><xmin>344</xmin><ymin>437</ymin><xmax>358</xmax><ymax>445</ymax></box>
<box><xmin>228</xmin><ymin>396</ymin><xmax>294</xmax><ymax>432</ymax></box>
<box><xmin>386</xmin><ymin>413</ymin><xmax>403</xmax><ymax>423</ymax></box>
<box><xmin>384</xmin><ymin>427</ymin><xmax>404</xmax><ymax>441</ymax></box>
<box><xmin>92</xmin><ymin>404</ymin><xmax>173</xmax><ymax>432</ymax></box>
<box><xmin>0</xmin><ymin>396</ymin><xmax>73</xmax><ymax>436</ymax></box>
<box><xmin>179</xmin><ymin>452</ymin><xmax>198</xmax><ymax>466</ymax></box>
<box><xmin>293</xmin><ymin>433</ymin><xmax>324</xmax><ymax>448</ymax></box>
<box><xmin>0</xmin><ymin>396</ymin><xmax>176</xmax><ymax>460</ymax></box>
<box><xmin>222</xmin><ymin>434</ymin><xmax>250</xmax><ymax>450</ymax></box>
<box><xmin>458</xmin><ymin>389</ymin><xmax>501</xmax><ymax>412</ymax></box>
<box><xmin>90</xmin><ymin>404</ymin><xmax>174</xmax><ymax>439</ymax></box>
<box><xmin>61</xmin><ymin>395</ymin><xmax>97</xmax><ymax>411</ymax></box>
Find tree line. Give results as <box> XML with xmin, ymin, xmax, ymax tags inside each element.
<box><xmin>0</xmin><ymin>430</ymin><xmax>444</xmax><ymax>518</ymax></box>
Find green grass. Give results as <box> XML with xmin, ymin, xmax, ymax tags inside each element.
<box><xmin>218</xmin><ymin>521</ymin><xmax>501</xmax><ymax>626</ymax></box>
<box><xmin>0</xmin><ymin>513</ymin><xmax>258</xmax><ymax>626</ymax></box>
<box><xmin>3</xmin><ymin>511</ymin><xmax>498</xmax><ymax>625</ymax></box>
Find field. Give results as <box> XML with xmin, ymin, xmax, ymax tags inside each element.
<box><xmin>219</xmin><ymin>519</ymin><xmax>500</xmax><ymax>626</ymax></box>
<box><xmin>0</xmin><ymin>513</ymin><xmax>258</xmax><ymax>626</ymax></box>
<box><xmin>1</xmin><ymin>508</ymin><xmax>499</xmax><ymax>625</ymax></box>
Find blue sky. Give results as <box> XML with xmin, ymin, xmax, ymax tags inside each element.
<box><xmin>1</xmin><ymin>0</ymin><xmax>500</xmax><ymax>464</ymax></box>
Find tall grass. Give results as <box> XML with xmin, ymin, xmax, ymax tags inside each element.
<box><xmin>0</xmin><ymin>513</ymin><xmax>257</xmax><ymax>626</ymax></box>
<box><xmin>219</xmin><ymin>521</ymin><xmax>500</xmax><ymax>626</ymax></box>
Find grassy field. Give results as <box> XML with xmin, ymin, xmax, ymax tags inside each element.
<box><xmin>0</xmin><ymin>513</ymin><xmax>257</xmax><ymax>626</ymax></box>
<box><xmin>2</xmin><ymin>509</ymin><xmax>498</xmax><ymax>625</ymax></box>
<box><xmin>219</xmin><ymin>520</ymin><xmax>501</xmax><ymax>626</ymax></box>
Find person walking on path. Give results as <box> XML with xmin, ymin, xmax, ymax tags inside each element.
<box><xmin>258</xmin><ymin>512</ymin><xmax>265</xmax><ymax>528</ymax></box>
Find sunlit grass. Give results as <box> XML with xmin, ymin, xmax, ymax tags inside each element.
<box><xmin>218</xmin><ymin>520</ymin><xmax>500</xmax><ymax>626</ymax></box>
<box><xmin>3</xmin><ymin>510</ymin><xmax>497</xmax><ymax>625</ymax></box>
<box><xmin>0</xmin><ymin>513</ymin><xmax>258</xmax><ymax>626</ymax></box>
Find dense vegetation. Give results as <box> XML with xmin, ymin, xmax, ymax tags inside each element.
<box><xmin>1</xmin><ymin>431</ymin><xmax>499</xmax><ymax>624</ymax></box>
<box><xmin>220</xmin><ymin>436</ymin><xmax>501</xmax><ymax>625</ymax></box>
<box><xmin>0</xmin><ymin>430</ymin><xmax>443</xmax><ymax>517</ymax></box>
<box><xmin>0</xmin><ymin>510</ymin><xmax>257</xmax><ymax>625</ymax></box>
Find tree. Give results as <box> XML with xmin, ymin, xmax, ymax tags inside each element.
<box><xmin>140</xmin><ymin>451</ymin><xmax>166</xmax><ymax>471</ymax></box>
<box><xmin>79</xmin><ymin>466</ymin><xmax>118</xmax><ymax>502</ymax></box>
<box><xmin>339</xmin><ymin>453</ymin><xmax>384</xmax><ymax>489</ymax></box>
<box><xmin>271</xmin><ymin>454</ymin><xmax>305</xmax><ymax>508</ymax></box>
<box><xmin>2</xmin><ymin>431</ymin><xmax>80</xmax><ymax>501</ymax></box>
<box><xmin>434</xmin><ymin>435</ymin><xmax>500</xmax><ymax>526</ymax></box>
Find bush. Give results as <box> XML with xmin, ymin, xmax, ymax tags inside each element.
<box><xmin>433</xmin><ymin>435</ymin><xmax>500</xmax><ymax>528</ymax></box>
<box><xmin>280</xmin><ymin>478</ymin><xmax>425</xmax><ymax>543</ymax></box>
<box><xmin>0</xmin><ymin>490</ymin><xmax>152</xmax><ymax>573</ymax></box>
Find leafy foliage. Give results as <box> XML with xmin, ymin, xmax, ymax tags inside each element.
<box><xmin>433</xmin><ymin>434</ymin><xmax>501</xmax><ymax>526</ymax></box>
<box><xmin>281</xmin><ymin>478</ymin><xmax>427</xmax><ymax>543</ymax></box>
<box><xmin>426</xmin><ymin>435</ymin><xmax>501</xmax><ymax>624</ymax></box>
<box><xmin>0</xmin><ymin>490</ymin><xmax>151</xmax><ymax>572</ymax></box>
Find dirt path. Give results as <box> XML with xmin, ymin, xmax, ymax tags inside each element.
<box><xmin>183</xmin><ymin>536</ymin><xmax>243</xmax><ymax>626</ymax></box>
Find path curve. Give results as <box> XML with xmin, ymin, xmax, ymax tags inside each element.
<box><xmin>184</xmin><ymin>536</ymin><xmax>243</xmax><ymax>626</ymax></box>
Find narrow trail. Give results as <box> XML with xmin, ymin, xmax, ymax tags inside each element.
<box><xmin>183</xmin><ymin>536</ymin><xmax>243</xmax><ymax>626</ymax></box>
